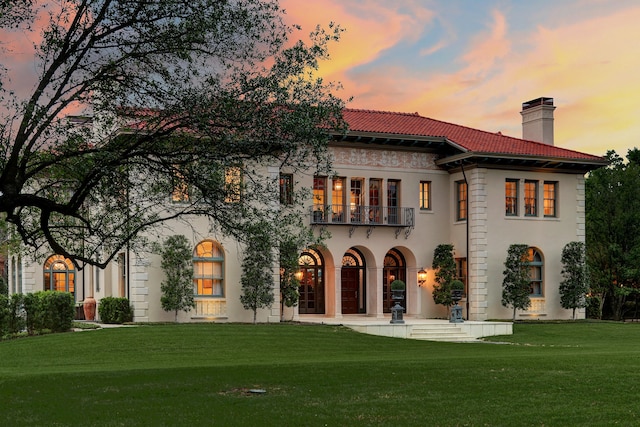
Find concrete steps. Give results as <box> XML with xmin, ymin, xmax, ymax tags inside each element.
<box><xmin>409</xmin><ymin>323</ymin><xmax>476</xmax><ymax>342</ymax></box>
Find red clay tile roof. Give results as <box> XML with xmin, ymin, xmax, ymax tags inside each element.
<box><xmin>343</xmin><ymin>108</ymin><xmax>604</xmax><ymax>162</ymax></box>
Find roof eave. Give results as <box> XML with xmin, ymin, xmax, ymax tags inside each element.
<box><xmin>436</xmin><ymin>151</ymin><xmax>609</xmax><ymax>172</ymax></box>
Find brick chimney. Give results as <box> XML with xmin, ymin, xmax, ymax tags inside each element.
<box><xmin>520</xmin><ymin>97</ymin><xmax>555</xmax><ymax>145</ymax></box>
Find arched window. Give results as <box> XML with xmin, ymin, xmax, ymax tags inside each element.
<box><xmin>298</xmin><ymin>248</ymin><xmax>325</xmax><ymax>314</ymax></box>
<box><xmin>383</xmin><ymin>248</ymin><xmax>406</xmax><ymax>313</ymax></box>
<box><xmin>193</xmin><ymin>240</ymin><xmax>224</xmax><ymax>296</ymax></box>
<box><xmin>527</xmin><ymin>248</ymin><xmax>544</xmax><ymax>296</ymax></box>
<box><xmin>43</xmin><ymin>255</ymin><xmax>75</xmax><ymax>296</ymax></box>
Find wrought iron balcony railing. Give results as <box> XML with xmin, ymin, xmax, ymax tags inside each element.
<box><xmin>309</xmin><ymin>204</ymin><xmax>414</xmax><ymax>228</ymax></box>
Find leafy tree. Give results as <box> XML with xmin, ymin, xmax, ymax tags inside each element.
<box><xmin>559</xmin><ymin>241</ymin><xmax>589</xmax><ymax>319</ymax></box>
<box><xmin>431</xmin><ymin>244</ymin><xmax>457</xmax><ymax>309</ymax></box>
<box><xmin>586</xmin><ymin>149</ymin><xmax>640</xmax><ymax>320</ymax></box>
<box><xmin>0</xmin><ymin>0</ymin><xmax>346</xmax><ymax>267</ymax></box>
<box><xmin>240</xmin><ymin>221</ymin><xmax>275</xmax><ymax>324</ymax></box>
<box><xmin>502</xmin><ymin>244</ymin><xmax>531</xmax><ymax>320</ymax></box>
<box><xmin>157</xmin><ymin>235</ymin><xmax>194</xmax><ymax>322</ymax></box>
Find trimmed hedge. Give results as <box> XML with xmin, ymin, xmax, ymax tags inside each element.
<box><xmin>98</xmin><ymin>297</ymin><xmax>133</xmax><ymax>324</ymax></box>
<box><xmin>0</xmin><ymin>291</ymin><xmax>74</xmax><ymax>338</ymax></box>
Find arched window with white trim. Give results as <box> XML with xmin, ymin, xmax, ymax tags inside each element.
<box><xmin>193</xmin><ymin>240</ymin><xmax>224</xmax><ymax>296</ymax></box>
<box><xmin>527</xmin><ymin>248</ymin><xmax>544</xmax><ymax>296</ymax></box>
<box><xmin>43</xmin><ymin>255</ymin><xmax>75</xmax><ymax>297</ymax></box>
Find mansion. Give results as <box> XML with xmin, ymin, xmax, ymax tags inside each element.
<box><xmin>7</xmin><ymin>98</ymin><xmax>607</xmax><ymax>322</ymax></box>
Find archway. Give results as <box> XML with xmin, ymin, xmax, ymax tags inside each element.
<box><xmin>383</xmin><ymin>248</ymin><xmax>406</xmax><ymax>312</ymax></box>
<box><xmin>341</xmin><ymin>248</ymin><xmax>366</xmax><ymax>314</ymax></box>
<box><xmin>298</xmin><ymin>248</ymin><xmax>325</xmax><ymax>314</ymax></box>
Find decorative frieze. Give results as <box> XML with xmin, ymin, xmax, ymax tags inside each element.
<box><xmin>331</xmin><ymin>147</ymin><xmax>437</xmax><ymax>170</ymax></box>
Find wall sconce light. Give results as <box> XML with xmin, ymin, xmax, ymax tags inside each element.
<box><xmin>294</xmin><ymin>270</ymin><xmax>304</xmax><ymax>282</ymax></box>
<box><xmin>417</xmin><ymin>268</ymin><xmax>427</xmax><ymax>286</ymax></box>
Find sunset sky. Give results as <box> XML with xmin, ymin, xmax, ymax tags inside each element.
<box><xmin>282</xmin><ymin>0</ymin><xmax>640</xmax><ymax>157</ymax></box>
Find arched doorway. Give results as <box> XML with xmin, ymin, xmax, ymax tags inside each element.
<box><xmin>298</xmin><ymin>249</ymin><xmax>325</xmax><ymax>314</ymax></box>
<box><xmin>341</xmin><ymin>248</ymin><xmax>366</xmax><ymax>314</ymax></box>
<box><xmin>383</xmin><ymin>248</ymin><xmax>406</xmax><ymax>313</ymax></box>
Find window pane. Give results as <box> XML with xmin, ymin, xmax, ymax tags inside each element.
<box><xmin>544</xmin><ymin>181</ymin><xmax>557</xmax><ymax>217</ymax></box>
<box><xmin>193</xmin><ymin>241</ymin><xmax>224</xmax><ymax>296</ymax></box>
<box><xmin>505</xmin><ymin>180</ymin><xmax>518</xmax><ymax>216</ymax></box>
<box><xmin>524</xmin><ymin>180</ymin><xmax>538</xmax><ymax>216</ymax></box>
<box><xmin>457</xmin><ymin>181</ymin><xmax>467</xmax><ymax>221</ymax></box>
<box><xmin>279</xmin><ymin>174</ymin><xmax>293</xmax><ymax>205</ymax></box>
<box><xmin>420</xmin><ymin>181</ymin><xmax>431</xmax><ymax>210</ymax></box>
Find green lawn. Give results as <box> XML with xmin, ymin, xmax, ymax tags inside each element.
<box><xmin>1</xmin><ymin>322</ymin><xmax>639</xmax><ymax>426</ymax></box>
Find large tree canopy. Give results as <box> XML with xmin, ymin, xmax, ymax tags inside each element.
<box><xmin>0</xmin><ymin>0</ymin><xmax>346</xmax><ymax>267</ymax></box>
<box><xmin>586</xmin><ymin>149</ymin><xmax>640</xmax><ymax>320</ymax></box>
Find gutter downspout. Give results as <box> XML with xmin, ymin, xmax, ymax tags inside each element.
<box><xmin>460</xmin><ymin>161</ymin><xmax>470</xmax><ymax>320</ymax></box>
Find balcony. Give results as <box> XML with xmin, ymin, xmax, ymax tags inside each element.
<box><xmin>192</xmin><ymin>298</ymin><xmax>227</xmax><ymax>319</ymax></box>
<box><xmin>310</xmin><ymin>204</ymin><xmax>414</xmax><ymax>238</ymax></box>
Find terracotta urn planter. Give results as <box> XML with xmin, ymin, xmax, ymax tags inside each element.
<box><xmin>83</xmin><ymin>296</ymin><xmax>97</xmax><ymax>321</ymax></box>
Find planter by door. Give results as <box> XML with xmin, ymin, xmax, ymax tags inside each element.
<box><xmin>83</xmin><ymin>296</ymin><xmax>96</xmax><ymax>321</ymax></box>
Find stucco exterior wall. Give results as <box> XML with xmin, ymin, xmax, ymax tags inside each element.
<box><xmin>7</xmin><ymin>146</ymin><xmax>589</xmax><ymax>323</ymax></box>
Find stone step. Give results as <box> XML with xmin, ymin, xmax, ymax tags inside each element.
<box><xmin>409</xmin><ymin>325</ymin><xmax>475</xmax><ymax>342</ymax></box>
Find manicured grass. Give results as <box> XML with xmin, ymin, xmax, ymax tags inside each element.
<box><xmin>1</xmin><ymin>322</ymin><xmax>640</xmax><ymax>426</ymax></box>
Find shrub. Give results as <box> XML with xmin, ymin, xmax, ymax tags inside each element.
<box><xmin>40</xmin><ymin>291</ymin><xmax>75</xmax><ymax>332</ymax></box>
<box><xmin>8</xmin><ymin>293</ymin><xmax>25</xmax><ymax>334</ymax></box>
<box><xmin>23</xmin><ymin>292</ymin><xmax>44</xmax><ymax>334</ymax></box>
<box><xmin>0</xmin><ymin>294</ymin><xmax>9</xmax><ymax>338</ymax></box>
<box><xmin>21</xmin><ymin>291</ymin><xmax>74</xmax><ymax>334</ymax></box>
<box><xmin>390</xmin><ymin>280</ymin><xmax>406</xmax><ymax>291</ymax></box>
<box><xmin>586</xmin><ymin>295</ymin><xmax>602</xmax><ymax>319</ymax></box>
<box><xmin>99</xmin><ymin>297</ymin><xmax>133</xmax><ymax>324</ymax></box>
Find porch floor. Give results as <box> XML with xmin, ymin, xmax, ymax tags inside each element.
<box><xmin>297</xmin><ymin>315</ymin><xmax>513</xmax><ymax>342</ymax></box>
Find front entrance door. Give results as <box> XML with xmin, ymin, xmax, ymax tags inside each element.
<box><xmin>341</xmin><ymin>268</ymin><xmax>359</xmax><ymax>314</ymax></box>
<box><xmin>341</xmin><ymin>248</ymin><xmax>366</xmax><ymax>314</ymax></box>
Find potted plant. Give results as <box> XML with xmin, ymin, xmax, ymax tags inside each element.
<box><xmin>450</xmin><ymin>280</ymin><xmax>464</xmax><ymax>323</ymax></box>
<box><xmin>390</xmin><ymin>279</ymin><xmax>406</xmax><ymax>324</ymax></box>
<box><xmin>451</xmin><ymin>279</ymin><xmax>464</xmax><ymax>303</ymax></box>
<box><xmin>390</xmin><ymin>279</ymin><xmax>406</xmax><ymax>300</ymax></box>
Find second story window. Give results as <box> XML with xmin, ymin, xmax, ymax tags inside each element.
<box><xmin>369</xmin><ymin>178</ymin><xmax>381</xmax><ymax>223</ymax></box>
<box><xmin>544</xmin><ymin>181</ymin><xmax>558</xmax><ymax>217</ymax></box>
<box><xmin>350</xmin><ymin>178</ymin><xmax>364</xmax><ymax>223</ymax></box>
<box><xmin>279</xmin><ymin>174</ymin><xmax>293</xmax><ymax>205</ymax></box>
<box><xmin>456</xmin><ymin>181</ymin><xmax>467</xmax><ymax>221</ymax></box>
<box><xmin>387</xmin><ymin>179</ymin><xmax>400</xmax><ymax>224</ymax></box>
<box><xmin>171</xmin><ymin>170</ymin><xmax>190</xmax><ymax>203</ymax></box>
<box><xmin>332</xmin><ymin>177</ymin><xmax>346</xmax><ymax>222</ymax></box>
<box><xmin>419</xmin><ymin>181</ymin><xmax>431</xmax><ymax>210</ymax></box>
<box><xmin>524</xmin><ymin>180</ymin><xmax>538</xmax><ymax>216</ymax></box>
<box><xmin>505</xmin><ymin>179</ymin><xmax>518</xmax><ymax>216</ymax></box>
<box><xmin>224</xmin><ymin>166</ymin><xmax>242</xmax><ymax>203</ymax></box>
<box><xmin>313</xmin><ymin>176</ymin><xmax>327</xmax><ymax>222</ymax></box>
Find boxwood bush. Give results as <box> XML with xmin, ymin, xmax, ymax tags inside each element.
<box><xmin>98</xmin><ymin>297</ymin><xmax>133</xmax><ymax>324</ymax></box>
<box><xmin>1</xmin><ymin>291</ymin><xmax>74</xmax><ymax>337</ymax></box>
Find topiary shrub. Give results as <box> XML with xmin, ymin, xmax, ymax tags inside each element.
<box><xmin>40</xmin><ymin>291</ymin><xmax>74</xmax><ymax>332</ymax></box>
<box><xmin>8</xmin><ymin>293</ymin><xmax>25</xmax><ymax>335</ymax></box>
<box><xmin>390</xmin><ymin>280</ymin><xmax>406</xmax><ymax>291</ymax></box>
<box><xmin>98</xmin><ymin>297</ymin><xmax>133</xmax><ymax>324</ymax></box>
<box><xmin>23</xmin><ymin>292</ymin><xmax>44</xmax><ymax>334</ymax></box>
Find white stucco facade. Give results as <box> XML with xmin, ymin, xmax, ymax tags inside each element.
<box><xmin>7</xmin><ymin>105</ymin><xmax>605</xmax><ymax>323</ymax></box>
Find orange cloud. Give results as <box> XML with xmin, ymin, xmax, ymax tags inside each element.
<box><xmin>291</xmin><ymin>2</ymin><xmax>640</xmax><ymax>156</ymax></box>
